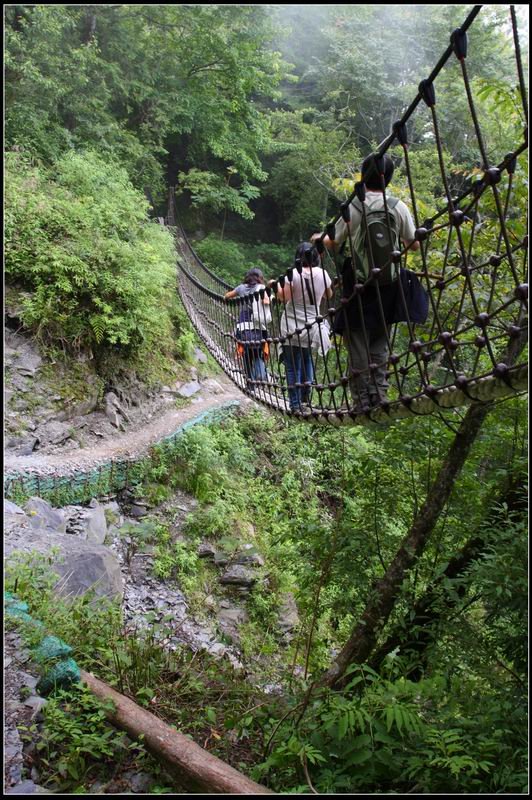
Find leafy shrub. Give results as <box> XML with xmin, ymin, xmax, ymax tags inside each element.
<box><xmin>194</xmin><ymin>235</ymin><xmax>292</xmax><ymax>286</ymax></box>
<box><xmin>5</xmin><ymin>151</ymin><xmax>178</xmax><ymax>358</ymax></box>
<box><xmin>193</xmin><ymin>235</ymin><xmax>252</xmax><ymax>286</ymax></box>
<box><xmin>25</xmin><ymin>685</ymin><xmax>128</xmax><ymax>790</ymax></box>
<box><xmin>178</xmin><ymin>168</ymin><xmax>261</xmax><ymax>221</ymax></box>
<box><xmin>257</xmin><ymin>665</ymin><xmax>528</xmax><ymax>794</ymax></box>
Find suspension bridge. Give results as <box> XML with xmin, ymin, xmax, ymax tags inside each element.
<box><xmin>171</xmin><ymin>4</ymin><xmax>528</xmax><ymax>428</ymax></box>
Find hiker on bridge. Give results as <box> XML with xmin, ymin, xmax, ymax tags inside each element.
<box><xmin>277</xmin><ymin>242</ymin><xmax>333</xmax><ymax>412</ymax></box>
<box><xmin>315</xmin><ymin>153</ymin><xmax>424</xmax><ymax>411</ymax></box>
<box><xmin>225</xmin><ymin>268</ymin><xmax>271</xmax><ymax>390</ymax></box>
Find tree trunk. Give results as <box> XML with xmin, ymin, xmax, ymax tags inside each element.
<box><xmin>367</xmin><ymin>471</ymin><xmax>527</xmax><ymax>678</ymax></box>
<box><xmin>82</xmin><ymin>6</ymin><xmax>97</xmax><ymax>43</ymax></box>
<box><xmin>81</xmin><ymin>670</ymin><xmax>274</xmax><ymax>795</ymax></box>
<box><xmin>318</xmin><ymin>400</ymin><xmax>492</xmax><ymax>689</ymax></box>
<box><xmin>318</xmin><ymin>325</ymin><xmax>527</xmax><ymax>690</ymax></box>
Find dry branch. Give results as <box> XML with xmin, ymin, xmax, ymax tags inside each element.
<box><xmin>81</xmin><ymin>670</ymin><xmax>274</xmax><ymax>795</ymax></box>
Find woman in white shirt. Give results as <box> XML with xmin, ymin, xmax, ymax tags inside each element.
<box><xmin>277</xmin><ymin>243</ymin><xmax>332</xmax><ymax>411</ymax></box>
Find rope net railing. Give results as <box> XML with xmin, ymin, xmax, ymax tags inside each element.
<box><xmin>173</xmin><ymin>4</ymin><xmax>528</xmax><ymax>427</ymax></box>
<box><xmin>167</xmin><ymin>197</ymin><xmax>232</xmax><ymax>293</ymax></box>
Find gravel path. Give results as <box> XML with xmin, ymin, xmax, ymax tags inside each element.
<box><xmin>4</xmin><ymin>383</ymin><xmax>250</xmax><ymax>477</ymax></box>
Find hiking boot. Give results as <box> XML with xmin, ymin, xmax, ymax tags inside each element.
<box><xmin>290</xmin><ymin>403</ymin><xmax>312</xmax><ymax>416</ymax></box>
<box><xmin>369</xmin><ymin>393</ymin><xmax>387</xmax><ymax>409</ymax></box>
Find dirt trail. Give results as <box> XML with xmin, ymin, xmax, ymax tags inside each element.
<box><xmin>4</xmin><ymin>383</ymin><xmax>250</xmax><ymax>477</ymax></box>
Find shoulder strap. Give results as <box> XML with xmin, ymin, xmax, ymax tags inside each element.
<box><xmin>304</xmin><ymin>276</ymin><xmax>316</xmax><ymax>307</ymax></box>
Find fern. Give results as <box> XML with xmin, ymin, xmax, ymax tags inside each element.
<box><xmin>90</xmin><ymin>315</ymin><xmax>106</xmax><ymax>345</ymax></box>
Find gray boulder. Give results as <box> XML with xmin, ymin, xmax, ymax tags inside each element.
<box><xmin>13</xmin><ymin>438</ymin><xmax>40</xmax><ymax>456</ymax></box>
<box><xmin>56</xmin><ymin>390</ymin><xmax>100</xmax><ymax>421</ymax></box>
<box><xmin>129</xmin><ymin>504</ymin><xmax>149</xmax><ymax>519</ymax></box>
<box><xmin>198</xmin><ymin>543</ymin><xmax>217</xmax><ymax>559</ymax></box>
<box><xmin>233</xmin><ymin>544</ymin><xmax>265</xmax><ymax>567</ymax></box>
<box><xmin>217</xmin><ymin>603</ymin><xmax>248</xmax><ymax>644</ymax></box>
<box><xmin>202</xmin><ymin>379</ymin><xmax>225</xmax><ymax>394</ymax></box>
<box><xmin>278</xmin><ymin>592</ymin><xmax>300</xmax><ymax>636</ymax></box>
<box><xmin>84</xmin><ymin>503</ymin><xmax>108</xmax><ymax>545</ymax></box>
<box><xmin>177</xmin><ymin>380</ymin><xmax>201</xmax><ymax>398</ymax></box>
<box><xmin>16</xmin><ymin>351</ymin><xmax>42</xmax><ymax>377</ymax></box>
<box><xmin>35</xmin><ymin>420</ymin><xmax>72</xmax><ymax>445</ymax></box>
<box><xmin>5</xmin><ymin>521</ymin><xmax>123</xmax><ymax>601</ymax></box>
<box><xmin>4</xmin><ymin>500</ymin><xmax>25</xmax><ymax>516</ymax></box>
<box><xmin>123</xmin><ymin>772</ymin><xmax>154</xmax><ymax>794</ymax></box>
<box><xmin>218</xmin><ymin>603</ymin><xmax>248</xmax><ymax>626</ymax></box>
<box><xmin>193</xmin><ymin>347</ymin><xmax>208</xmax><ymax>364</ymax></box>
<box><xmin>6</xmin><ymin>780</ymin><xmax>52</xmax><ymax>794</ymax></box>
<box><xmin>104</xmin><ymin>391</ymin><xmax>130</xmax><ymax>429</ymax></box>
<box><xmin>23</xmin><ymin>695</ymin><xmax>48</xmax><ymax>720</ymax></box>
<box><xmin>219</xmin><ymin>564</ymin><xmax>256</xmax><ymax>587</ymax></box>
<box><xmin>24</xmin><ymin>497</ymin><xmax>67</xmax><ymax>534</ymax></box>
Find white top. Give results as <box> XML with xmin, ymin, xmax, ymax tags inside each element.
<box><xmin>280</xmin><ymin>266</ymin><xmax>332</xmax><ymax>346</ymax></box>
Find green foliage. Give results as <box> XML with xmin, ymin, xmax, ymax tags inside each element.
<box><xmin>193</xmin><ymin>235</ymin><xmax>292</xmax><ymax>287</ymax></box>
<box><xmin>132</xmin><ymin>400</ymin><xmax>527</xmax><ymax>793</ymax></box>
<box><xmin>194</xmin><ymin>236</ymin><xmax>252</xmax><ymax>286</ymax></box>
<box><xmin>153</xmin><ymin>540</ymin><xmax>201</xmax><ymax>592</ymax></box>
<box><xmin>257</xmin><ymin>664</ymin><xmax>527</xmax><ymax>793</ymax></box>
<box><xmin>179</xmin><ymin>168</ymin><xmax>261</xmax><ymax>222</ymax></box>
<box><xmin>5</xmin><ymin>5</ymin><xmax>288</xmax><ymax>206</ymax></box>
<box><xmin>22</xmin><ymin>685</ymin><xmax>129</xmax><ymax>791</ymax></box>
<box><xmin>5</xmin><ymin>5</ymin><xmax>528</xmax><ymax>794</ymax></box>
<box><xmin>266</xmin><ymin>110</ymin><xmax>360</xmax><ymax>239</ymax></box>
<box><xmin>5</xmin><ymin>151</ymin><xmax>178</xmax><ymax>358</ymax></box>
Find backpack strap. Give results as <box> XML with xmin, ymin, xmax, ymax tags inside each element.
<box><xmin>354</xmin><ymin>195</ymin><xmax>400</xmax><ymax>213</ymax></box>
<box><xmin>304</xmin><ymin>276</ymin><xmax>316</xmax><ymax>306</ymax></box>
<box><xmin>352</xmin><ymin>198</ymin><xmax>363</xmax><ymax>215</ymax></box>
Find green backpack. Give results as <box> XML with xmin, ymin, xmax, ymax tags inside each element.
<box><xmin>352</xmin><ymin>196</ymin><xmax>401</xmax><ymax>285</ymax></box>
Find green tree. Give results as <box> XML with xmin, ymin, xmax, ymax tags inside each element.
<box><xmin>5</xmin><ymin>4</ymin><xmax>288</xmax><ymax>208</ymax></box>
<box><xmin>5</xmin><ymin>150</ymin><xmax>178</xmax><ymax>361</ymax></box>
<box><xmin>266</xmin><ymin>110</ymin><xmax>360</xmax><ymax>240</ymax></box>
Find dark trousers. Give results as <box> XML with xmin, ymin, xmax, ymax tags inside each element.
<box><xmin>344</xmin><ymin>327</ymin><xmax>389</xmax><ymax>406</ymax></box>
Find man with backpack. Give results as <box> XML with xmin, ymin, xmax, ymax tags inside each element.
<box><xmin>315</xmin><ymin>153</ymin><xmax>423</xmax><ymax>411</ymax></box>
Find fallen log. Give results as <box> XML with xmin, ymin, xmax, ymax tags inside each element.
<box><xmin>80</xmin><ymin>670</ymin><xmax>274</xmax><ymax>795</ymax></box>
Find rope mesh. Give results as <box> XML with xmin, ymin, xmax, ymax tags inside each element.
<box><xmin>173</xmin><ymin>5</ymin><xmax>528</xmax><ymax>427</ymax></box>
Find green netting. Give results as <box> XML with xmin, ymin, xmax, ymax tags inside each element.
<box><xmin>37</xmin><ymin>658</ymin><xmax>81</xmax><ymax>696</ymax></box>
<box><xmin>6</xmin><ymin>605</ymin><xmax>33</xmax><ymax>623</ymax></box>
<box><xmin>34</xmin><ymin>635</ymin><xmax>73</xmax><ymax>663</ymax></box>
<box><xmin>6</xmin><ymin>592</ymin><xmax>81</xmax><ymax>695</ymax></box>
<box><xmin>4</xmin><ymin>401</ymin><xmax>240</xmax><ymax>505</ymax></box>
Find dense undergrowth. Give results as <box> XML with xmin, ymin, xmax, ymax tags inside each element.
<box><xmin>5</xmin><ymin>150</ymin><xmax>196</xmax><ymax>385</ymax></box>
<box><xmin>6</xmin><ymin>400</ymin><xmax>527</xmax><ymax>793</ymax></box>
<box><xmin>4</xmin><ymin>4</ymin><xmax>528</xmax><ymax>795</ymax></box>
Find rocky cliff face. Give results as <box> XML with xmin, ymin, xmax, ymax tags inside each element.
<box><xmin>4</xmin><ymin>325</ymin><xmax>216</xmax><ymax>458</ymax></box>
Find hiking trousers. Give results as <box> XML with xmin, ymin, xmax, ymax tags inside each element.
<box><xmin>242</xmin><ymin>347</ymin><xmax>268</xmax><ymax>386</ymax></box>
<box><xmin>344</xmin><ymin>328</ymin><xmax>389</xmax><ymax>406</ymax></box>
